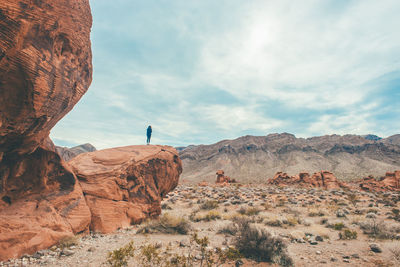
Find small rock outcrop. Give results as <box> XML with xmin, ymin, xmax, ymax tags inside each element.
<box><xmin>215</xmin><ymin>170</ymin><xmax>236</xmax><ymax>184</ymax></box>
<box><xmin>359</xmin><ymin>171</ymin><xmax>400</xmax><ymax>192</ymax></box>
<box><xmin>56</xmin><ymin>143</ymin><xmax>97</xmax><ymax>161</ymax></box>
<box><xmin>268</xmin><ymin>171</ymin><xmax>348</xmax><ymax>190</ymax></box>
<box><xmin>69</xmin><ymin>145</ymin><xmax>182</xmax><ymax>233</ymax></box>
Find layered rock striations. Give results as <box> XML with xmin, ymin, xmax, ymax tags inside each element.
<box><xmin>268</xmin><ymin>171</ymin><xmax>349</xmax><ymax>190</ymax></box>
<box><xmin>0</xmin><ymin>0</ymin><xmax>93</xmax><ymax>156</ymax></box>
<box><xmin>69</xmin><ymin>145</ymin><xmax>182</xmax><ymax>233</ymax></box>
<box><xmin>0</xmin><ymin>0</ymin><xmax>93</xmax><ymax>261</ymax></box>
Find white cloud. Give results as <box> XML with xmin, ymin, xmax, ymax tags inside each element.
<box><xmin>196</xmin><ymin>0</ymin><xmax>400</xmax><ymax>109</ymax></box>
<box><xmin>197</xmin><ymin>104</ymin><xmax>284</xmax><ymax>132</ymax></box>
<box><xmin>51</xmin><ymin>0</ymin><xmax>400</xmax><ymax>148</ymax></box>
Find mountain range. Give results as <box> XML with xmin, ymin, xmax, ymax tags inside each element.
<box><xmin>179</xmin><ymin>133</ymin><xmax>400</xmax><ymax>183</ymax></box>
<box><xmin>56</xmin><ymin>143</ymin><xmax>97</xmax><ymax>161</ymax></box>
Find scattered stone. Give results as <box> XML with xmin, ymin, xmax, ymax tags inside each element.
<box><xmin>369</xmin><ymin>244</ymin><xmax>382</xmax><ymax>253</ymax></box>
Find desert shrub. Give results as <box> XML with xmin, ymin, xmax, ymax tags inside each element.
<box><xmin>331</xmin><ymin>222</ymin><xmax>345</xmax><ymax>231</ymax></box>
<box><xmin>200</xmin><ymin>200</ymin><xmax>219</xmax><ymax>210</ymax></box>
<box><xmin>137</xmin><ymin>244</ymin><xmax>162</xmax><ymax>267</ymax></box>
<box><xmin>234</xmin><ymin>219</ymin><xmax>293</xmax><ymax>266</ymax></box>
<box><xmin>358</xmin><ymin>220</ymin><xmax>400</xmax><ymax>239</ymax></box>
<box><xmin>57</xmin><ymin>235</ymin><xmax>80</xmax><ymax>249</ymax></box>
<box><xmin>192</xmin><ymin>210</ymin><xmax>221</xmax><ymax>222</ymax></box>
<box><xmin>276</xmin><ymin>199</ymin><xmax>286</xmax><ymax>207</ymax></box>
<box><xmin>107</xmin><ymin>241</ymin><xmax>135</xmax><ymax>267</ymax></box>
<box><xmin>261</xmin><ymin>202</ymin><xmax>272</xmax><ymax>210</ymax></box>
<box><xmin>137</xmin><ymin>213</ymin><xmax>191</xmax><ymax>234</ymax></box>
<box><xmin>308</xmin><ymin>210</ymin><xmax>325</xmax><ymax>217</ymax></box>
<box><xmin>389</xmin><ymin>243</ymin><xmax>400</xmax><ymax>263</ymax></box>
<box><xmin>283</xmin><ymin>208</ymin><xmax>300</xmax><ymax>216</ymax></box>
<box><xmin>284</xmin><ymin>216</ymin><xmax>299</xmax><ymax>227</ymax></box>
<box><xmin>161</xmin><ymin>203</ymin><xmax>172</xmax><ymax>210</ymax></box>
<box><xmin>238</xmin><ymin>207</ymin><xmax>261</xmax><ymax>216</ymax></box>
<box><xmin>347</xmin><ymin>193</ymin><xmax>359</xmax><ymax>206</ymax></box>
<box><xmin>339</xmin><ymin>229</ymin><xmax>357</xmax><ymax>240</ymax></box>
<box><xmin>391</xmin><ymin>208</ymin><xmax>400</xmax><ymax>221</ymax></box>
<box><xmin>265</xmin><ymin>218</ymin><xmax>283</xmax><ymax>227</ymax></box>
<box><xmin>217</xmin><ymin>223</ymin><xmax>239</xmax><ymax>236</ymax></box>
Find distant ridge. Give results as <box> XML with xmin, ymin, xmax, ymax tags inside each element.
<box><xmin>56</xmin><ymin>143</ymin><xmax>96</xmax><ymax>161</ymax></box>
<box><xmin>179</xmin><ymin>133</ymin><xmax>400</xmax><ymax>183</ymax></box>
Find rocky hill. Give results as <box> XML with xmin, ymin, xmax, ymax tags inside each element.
<box><xmin>179</xmin><ymin>133</ymin><xmax>400</xmax><ymax>183</ymax></box>
<box><xmin>56</xmin><ymin>143</ymin><xmax>97</xmax><ymax>161</ymax></box>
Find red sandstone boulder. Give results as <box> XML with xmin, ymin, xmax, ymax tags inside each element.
<box><xmin>69</xmin><ymin>145</ymin><xmax>182</xmax><ymax>233</ymax></box>
<box><xmin>268</xmin><ymin>171</ymin><xmax>348</xmax><ymax>190</ymax></box>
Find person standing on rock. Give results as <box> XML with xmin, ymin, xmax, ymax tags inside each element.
<box><xmin>146</xmin><ymin>125</ymin><xmax>152</xmax><ymax>145</ymax></box>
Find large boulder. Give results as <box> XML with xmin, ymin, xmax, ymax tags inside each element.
<box><xmin>0</xmin><ymin>0</ymin><xmax>92</xmax><ymax>261</ymax></box>
<box><xmin>69</xmin><ymin>145</ymin><xmax>182</xmax><ymax>233</ymax></box>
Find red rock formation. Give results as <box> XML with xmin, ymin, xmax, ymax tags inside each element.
<box><xmin>358</xmin><ymin>171</ymin><xmax>400</xmax><ymax>192</ymax></box>
<box><xmin>0</xmin><ymin>0</ymin><xmax>93</xmax><ymax>261</ymax></box>
<box><xmin>0</xmin><ymin>0</ymin><xmax>183</xmax><ymax>261</ymax></box>
<box><xmin>268</xmin><ymin>171</ymin><xmax>348</xmax><ymax>190</ymax></box>
<box><xmin>0</xmin><ymin>0</ymin><xmax>92</xmax><ymax>156</ymax></box>
<box><xmin>69</xmin><ymin>145</ymin><xmax>182</xmax><ymax>233</ymax></box>
<box><xmin>215</xmin><ymin>170</ymin><xmax>236</xmax><ymax>184</ymax></box>
<box><xmin>0</xmin><ymin>138</ymin><xmax>91</xmax><ymax>261</ymax></box>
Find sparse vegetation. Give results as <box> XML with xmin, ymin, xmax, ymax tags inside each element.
<box><xmin>238</xmin><ymin>206</ymin><xmax>261</xmax><ymax>216</ymax></box>
<box><xmin>192</xmin><ymin>210</ymin><xmax>221</xmax><ymax>222</ymax></box>
<box><xmin>331</xmin><ymin>222</ymin><xmax>346</xmax><ymax>231</ymax></box>
<box><xmin>137</xmin><ymin>213</ymin><xmax>191</xmax><ymax>234</ymax></box>
<box><xmin>234</xmin><ymin>218</ymin><xmax>293</xmax><ymax>266</ymax></box>
<box><xmin>107</xmin><ymin>241</ymin><xmax>135</xmax><ymax>267</ymax></box>
<box><xmin>57</xmin><ymin>235</ymin><xmax>80</xmax><ymax>249</ymax></box>
<box><xmin>339</xmin><ymin>229</ymin><xmax>358</xmax><ymax>240</ymax></box>
<box><xmin>200</xmin><ymin>200</ymin><xmax>219</xmax><ymax>210</ymax></box>
<box><xmin>358</xmin><ymin>219</ymin><xmax>400</xmax><ymax>239</ymax></box>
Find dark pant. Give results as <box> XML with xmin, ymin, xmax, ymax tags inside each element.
<box><xmin>147</xmin><ymin>135</ymin><xmax>151</xmax><ymax>144</ymax></box>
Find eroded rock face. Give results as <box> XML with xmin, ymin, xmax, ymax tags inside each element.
<box><xmin>0</xmin><ymin>0</ymin><xmax>92</xmax><ymax>155</ymax></box>
<box><xmin>69</xmin><ymin>145</ymin><xmax>182</xmax><ymax>233</ymax></box>
<box><xmin>268</xmin><ymin>171</ymin><xmax>348</xmax><ymax>190</ymax></box>
<box><xmin>0</xmin><ymin>0</ymin><xmax>92</xmax><ymax>261</ymax></box>
<box><xmin>359</xmin><ymin>171</ymin><xmax>400</xmax><ymax>192</ymax></box>
<box><xmin>0</xmin><ymin>138</ymin><xmax>91</xmax><ymax>261</ymax></box>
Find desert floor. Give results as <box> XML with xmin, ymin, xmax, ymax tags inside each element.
<box><xmin>1</xmin><ymin>184</ymin><xmax>400</xmax><ymax>267</ymax></box>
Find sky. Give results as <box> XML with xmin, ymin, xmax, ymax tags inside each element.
<box><xmin>51</xmin><ymin>0</ymin><xmax>400</xmax><ymax>149</ymax></box>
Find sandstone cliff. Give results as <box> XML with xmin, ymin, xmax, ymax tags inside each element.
<box><xmin>0</xmin><ymin>0</ymin><xmax>93</xmax><ymax>260</ymax></box>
